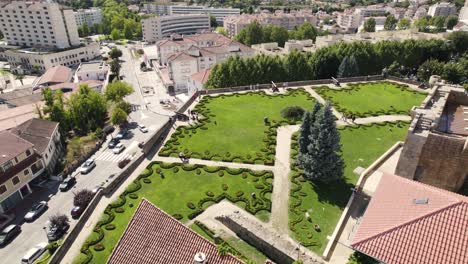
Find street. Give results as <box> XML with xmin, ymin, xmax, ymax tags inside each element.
<box><xmin>0</xmin><ymin>43</ymin><xmax>175</xmax><ymax>263</ymax></box>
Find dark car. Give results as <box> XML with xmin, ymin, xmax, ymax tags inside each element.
<box><xmin>59</xmin><ymin>177</ymin><xmax>76</xmax><ymax>192</ymax></box>
<box><xmin>71</xmin><ymin>206</ymin><xmax>85</xmax><ymax>219</ymax></box>
<box><xmin>115</xmin><ymin>129</ymin><xmax>128</xmax><ymax>140</ymax></box>
<box><xmin>0</xmin><ymin>225</ymin><xmax>20</xmax><ymax>246</ymax></box>
<box><xmin>46</xmin><ymin>223</ymin><xmax>69</xmax><ymax>242</ymax></box>
<box><xmin>24</xmin><ymin>201</ymin><xmax>48</xmax><ymax>222</ymax></box>
<box><xmin>108</xmin><ymin>138</ymin><xmax>120</xmax><ymax>148</ymax></box>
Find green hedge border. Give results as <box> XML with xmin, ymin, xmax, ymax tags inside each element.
<box><xmin>78</xmin><ymin>161</ymin><xmax>273</xmax><ymax>264</ymax></box>
<box><xmin>314</xmin><ymin>81</ymin><xmax>426</xmax><ymax>118</ymax></box>
<box><xmin>159</xmin><ymin>88</ymin><xmax>315</xmax><ymax>165</ymax></box>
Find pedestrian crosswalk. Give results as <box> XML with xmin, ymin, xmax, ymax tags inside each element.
<box><xmin>96</xmin><ymin>150</ymin><xmax>133</xmax><ymax>163</ymax></box>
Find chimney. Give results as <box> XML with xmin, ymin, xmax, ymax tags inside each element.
<box><xmin>194</xmin><ymin>252</ymin><xmax>207</xmax><ymax>264</ymax></box>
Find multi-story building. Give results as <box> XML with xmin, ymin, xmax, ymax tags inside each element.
<box><xmin>337</xmin><ymin>11</ymin><xmax>363</xmax><ymax>32</ymax></box>
<box><xmin>153</xmin><ymin>33</ymin><xmax>254</xmax><ymax>93</ymax></box>
<box><xmin>1</xmin><ymin>42</ymin><xmax>100</xmax><ymax>73</ymax></box>
<box><xmin>74</xmin><ymin>8</ymin><xmax>103</xmax><ymax>28</ymax></box>
<box><xmin>154</xmin><ymin>33</ymin><xmax>233</xmax><ymax>65</ymax></box>
<box><xmin>0</xmin><ymin>131</ymin><xmax>45</xmax><ymax>213</ymax></box>
<box><xmin>11</xmin><ymin>118</ymin><xmax>62</xmax><ymax>174</ymax></box>
<box><xmin>142</xmin><ymin>3</ymin><xmax>240</xmax><ymax>24</ymax></box>
<box><xmin>428</xmin><ymin>2</ymin><xmax>457</xmax><ymax>17</ymax></box>
<box><xmin>142</xmin><ymin>14</ymin><xmax>210</xmax><ymax>43</ymax></box>
<box><xmin>354</xmin><ymin>5</ymin><xmax>389</xmax><ymax>17</ymax></box>
<box><xmin>0</xmin><ymin>0</ymin><xmax>80</xmax><ymax>49</ymax></box>
<box><xmin>223</xmin><ymin>10</ymin><xmax>317</xmax><ymax>38</ymax></box>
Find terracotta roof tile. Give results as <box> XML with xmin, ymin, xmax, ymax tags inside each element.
<box><xmin>37</xmin><ymin>65</ymin><xmax>72</xmax><ymax>86</ymax></box>
<box><xmin>108</xmin><ymin>199</ymin><xmax>244</xmax><ymax>264</ymax></box>
<box><xmin>352</xmin><ymin>173</ymin><xmax>468</xmax><ymax>264</ymax></box>
<box><xmin>190</xmin><ymin>69</ymin><xmax>211</xmax><ymax>84</ymax></box>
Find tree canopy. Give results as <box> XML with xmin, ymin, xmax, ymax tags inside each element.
<box><xmin>363</xmin><ymin>18</ymin><xmax>376</xmax><ymax>32</ymax></box>
<box><xmin>105</xmin><ymin>81</ymin><xmax>134</xmax><ymax>102</ymax></box>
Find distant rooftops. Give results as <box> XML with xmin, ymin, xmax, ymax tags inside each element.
<box><xmin>108</xmin><ymin>199</ymin><xmax>243</xmax><ymax>264</ymax></box>
<box><xmin>352</xmin><ymin>173</ymin><xmax>468</xmax><ymax>264</ymax></box>
<box><xmin>77</xmin><ymin>61</ymin><xmax>108</xmax><ymax>73</ymax></box>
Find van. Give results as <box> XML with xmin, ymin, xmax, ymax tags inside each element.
<box><xmin>0</xmin><ymin>224</ymin><xmax>20</xmax><ymax>246</ymax></box>
<box><xmin>21</xmin><ymin>242</ymin><xmax>47</xmax><ymax>264</ymax></box>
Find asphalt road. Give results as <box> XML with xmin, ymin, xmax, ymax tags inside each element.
<box><xmin>0</xmin><ymin>44</ymin><xmax>172</xmax><ymax>263</ymax></box>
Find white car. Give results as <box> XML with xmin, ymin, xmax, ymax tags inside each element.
<box><xmin>138</xmin><ymin>124</ymin><xmax>148</xmax><ymax>133</ymax></box>
<box><xmin>113</xmin><ymin>143</ymin><xmax>125</xmax><ymax>154</ymax></box>
<box><xmin>80</xmin><ymin>159</ymin><xmax>96</xmax><ymax>174</ymax></box>
<box><xmin>21</xmin><ymin>242</ymin><xmax>47</xmax><ymax>264</ymax></box>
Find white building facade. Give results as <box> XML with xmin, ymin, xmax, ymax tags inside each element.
<box><xmin>428</xmin><ymin>2</ymin><xmax>457</xmax><ymax>17</ymax></box>
<box><xmin>0</xmin><ymin>0</ymin><xmax>80</xmax><ymax>49</ymax></box>
<box><xmin>74</xmin><ymin>8</ymin><xmax>103</xmax><ymax>27</ymax></box>
<box><xmin>142</xmin><ymin>4</ymin><xmax>240</xmax><ymax>23</ymax></box>
<box><xmin>142</xmin><ymin>14</ymin><xmax>210</xmax><ymax>43</ymax></box>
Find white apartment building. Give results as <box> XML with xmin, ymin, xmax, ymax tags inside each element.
<box><xmin>142</xmin><ymin>14</ymin><xmax>210</xmax><ymax>43</ymax></box>
<box><xmin>223</xmin><ymin>10</ymin><xmax>317</xmax><ymax>38</ymax></box>
<box><xmin>142</xmin><ymin>4</ymin><xmax>240</xmax><ymax>24</ymax></box>
<box><xmin>0</xmin><ymin>1</ymin><xmax>80</xmax><ymax>49</ymax></box>
<box><xmin>153</xmin><ymin>33</ymin><xmax>254</xmax><ymax>93</ymax></box>
<box><xmin>1</xmin><ymin>42</ymin><xmax>100</xmax><ymax>73</ymax></box>
<box><xmin>354</xmin><ymin>6</ymin><xmax>389</xmax><ymax>17</ymax></box>
<box><xmin>337</xmin><ymin>12</ymin><xmax>363</xmax><ymax>31</ymax></box>
<box><xmin>154</xmin><ymin>33</ymin><xmax>233</xmax><ymax>65</ymax></box>
<box><xmin>74</xmin><ymin>8</ymin><xmax>103</xmax><ymax>27</ymax></box>
<box><xmin>428</xmin><ymin>2</ymin><xmax>457</xmax><ymax>17</ymax></box>
<box><xmin>76</xmin><ymin>61</ymin><xmax>109</xmax><ymax>82</ymax></box>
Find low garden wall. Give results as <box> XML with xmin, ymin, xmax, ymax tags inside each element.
<box><xmin>322</xmin><ymin>141</ymin><xmax>404</xmax><ymax>260</ymax></box>
<box><xmin>387</xmin><ymin>76</ymin><xmax>422</xmax><ymax>86</ymax></box>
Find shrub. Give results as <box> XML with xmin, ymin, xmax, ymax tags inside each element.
<box><xmin>47</xmin><ymin>241</ymin><xmax>60</xmax><ymax>254</ymax></box>
<box><xmin>49</xmin><ymin>214</ymin><xmax>69</xmax><ymax>231</ymax></box>
<box><xmin>241</xmin><ymin>173</ymin><xmax>248</xmax><ymax>179</ymax></box>
<box><xmin>187</xmin><ymin>202</ymin><xmax>196</xmax><ymax>209</ymax></box>
<box><xmin>218</xmin><ymin>171</ymin><xmax>224</xmax><ymax>177</ymax></box>
<box><xmin>143</xmin><ymin>178</ymin><xmax>151</xmax><ymax>184</ymax></box>
<box><xmin>129</xmin><ymin>193</ymin><xmax>138</xmax><ymax>199</ymax></box>
<box><xmin>281</xmin><ymin>106</ymin><xmax>305</xmax><ymax>120</ymax></box>
<box><xmin>73</xmin><ymin>189</ymin><xmax>94</xmax><ymax>208</ymax></box>
<box><xmin>105</xmin><ymin>224</ymin><xmax>116</xmax><ymax>230</ymax></box>
<box><xmin>173</xmin><ymin>214</ymin><xmax>183</xmax><ymax>220</ymax></box>
<box><xmin>255</xmin><ymin>184</ymin><xmax>265</xmax><ymax>189</ymax></box>
<box><xmin>206</xmin><ymin>191</ymin><xmax>215</xmax><ymax>197</ymax></box>
<box><xmin>222</xmin><ymin>184</ymin><xmax>228</xmax><ymax>191</ymax></box>
<box><xmin>173</xmin><ymin>167</ymin><xmax>179</xmax><ymax>173</ymax></box>
<box><xmin>94</xmin><ymin>244</ymin><xmax>105</xmax><ymax>251</ymax></box>
<box><xmin>236</xmin><ymin>191</ymin><xmax>244</xmax><ymax>197</ymax></box>
<box><xmin>115</xmin><ymin>207</ymin><xmax>125</xmax><ymax>213</ymax></box>
<box><xmin>196</xmin><ymin>169</ymin><xmax>201</xmax><ymax>175</ymax></box>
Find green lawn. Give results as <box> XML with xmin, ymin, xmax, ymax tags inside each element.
<box><xmin>315</xmin><ymin>81</ymin><xmax>426</xmax><ymax>117</ymax></box>
<box><xmin>74</xmin><ymin>163</ymin><xmax>273</xmax><ymax>264</ymax></box>
<box><xmin>289</xmin><ymin>122</ymin><xmax>409</xmax><ymax>254</ymax></box>
<box><xmin>159</xmin><ymin>89</ymin><xmax>315</xmax><ymax>163</ymax></box>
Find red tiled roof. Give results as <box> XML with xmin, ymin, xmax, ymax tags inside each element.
<box><xmin>0</xmin><ymin>131</ymin><xmax>34</xmax><ymax>165</ymax></box>
<box><xmin>352</xmin><ymin>173</ymin><xmax>468</xmax><ymax>264</ymax></box>
<box><xmin>108</xmin><ymin>199</ymin><xmax>244</xmax><ymax>264</ymax></box>
<box><xmin>191</xmin><ymin>69</ymin><xmax>211</xmax><ymax>84</ymax></box>
<box><xmin>37</xmin><ymin>66</ymin><xmax>72</xmax><ymax>86</ymax></box>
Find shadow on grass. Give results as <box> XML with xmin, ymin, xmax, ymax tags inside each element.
<box><xmin>309</xmin><ymin>177</ymin><xmax>355</xmax><ymax>210</ymax></box>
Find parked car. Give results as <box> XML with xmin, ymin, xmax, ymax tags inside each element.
<box><xmin>118</xmin><ymin>158</ymin><xmax>131</xmax><ymax>169</ymax></box>
<box><xmin>115</xmin><ymin>129</ymin><xmax>128</xmax><ymax>140</ymax></box>
<box><xmin>80</xmin><ymin>159</ymin><xmax>96</xmax><ymax>174</ymax></box>
<box><xmin>112</xmin><ymin>143</ymin><xmax>125</xmax><ymax>154</ymax></box>
<box><xmin>59</xmin><ymin>177</ymin><xmax>76</xmax><ymax>192</ymax></box>
<box><xmin>71</xmin><ymin>206</ymin><xmax>85</xmax><ymax>219</ymax></box>
<box><xmin>103</xmin><ymin>125</ymin><xmax>115</xmax><ymax>135</ymax></box>
<box><xmin>24</xmin><ymin>201</ymin><xmax>48</xmax><ymax>222</ymax></box>
<box><xmin>21</xmin><ymin>242</ymin><xmax>48</xmax><ymax>264</ymax></box>
<box><xmin>46</xmin><ymin>223</ymin><xmax>70</xmax><ymax>242</ymax></box>
<box><xmin>0</xmin><ymin>225</ymin><xmax>20</xmax><ymax>246</ymax></box>
<box><xmin>138</xmin><ymin>124</ymin><xmax>148</xmax><ymax>133</ymax></box>
<box><xmin>108</xmin><ymin>138</ymin><xmax>120</xmax><ymax>148</ymax></box>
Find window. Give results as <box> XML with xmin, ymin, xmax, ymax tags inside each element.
<box><xmin>0</xmin><ymin>185</ymin><xmax>6</xmax><ymax>195</ymax></box>
<box><xmin>24</xmin><ymin>169</ymin><xmax>29</xmax><ymax>175</ymax></box>
<box><xmin>25</xmin><ymin>149</ymin><xmax>31</xmax><ymax>156</ymax></box>
<box><xmin>12</xmin><ymin>177</ymin><xmax>19</xmax><ymax>185</ymax></box>
<box><xmin>3</xmin><ymin>161</ymin><xmax>13</xmax><ymax>171</ymax></box>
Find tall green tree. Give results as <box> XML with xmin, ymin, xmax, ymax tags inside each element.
<box><xmin>384</xmin><ymin>15</ymin><xmax>397</xmax><ymax>31</ymax></box>
<box><xmin>303</xmin><ymin>103</ymin><xmax>344</xmax><ymax>182</ymax></box>
<box><xmin>110</xmin><ymin>28</ymin><xmax>121</xmax><ymax>40</ymax></box>
<box><xmin>298</xmin><ymin>103</ymin><xmax>321</xmax><ymax>165</ymax></box>
<box><xmin>110</xmin><ymin>59</ymin><xmax>121</xmax><ymax>77</ymax></box>
<box><xmin>235</xmin><ymin>21</ymin><xmax>264</xmax><ymax>46</ymax></box>
<box><xmin>432</xmin><ymin>16</ymin><xmax>446</xmax><ymax>32</ymax></box>
<box><xmin>445</xmin><ymin>16</ymin><xmax>458</xmax><ymax>30</ymax></box>
<box><xmin>105</xmin><ymin>81</ymin><xmax>134</xmax><ymax>102</ymax></box>
<box><xmin>337</xmin><ymin>55</ymin><xmax>359</xmax><ymax>78</ymax></box>
<box><xmin>209</xmin><ymin>15</ymin><xmax>218</xmax><ymax>28</ymax></box>
<box><xmin>67</xmin><ymin>85</ymin><xmax>107</xmax><ymax>135</ymax></box>
<box><xmin>363</xmin><ymin>18</ymin><xmax>376</xmax><ymax>32</ymax></box>
<box><xmin>270</xmin><ymin>26</ymin><xmax>289</xmax><ymax>47</ymax></box>
<box><xmin>108</xmin><ymin>47</ymin><xmax>122</xmax><ymax>60</ymax></box>
<box><xmin>110</xmin><ymin>107</ymin><xmax>128</xmax><ymax>126</ymax></box>
<box><xmin>397</xmin><ymin>18</ymin><xmax>411</xmax><ymax>30</ymax></box>
<box><xmin>290</xmin><ymin>22</ymin><xmax>318</xmax><ymax>41</ymax></box>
